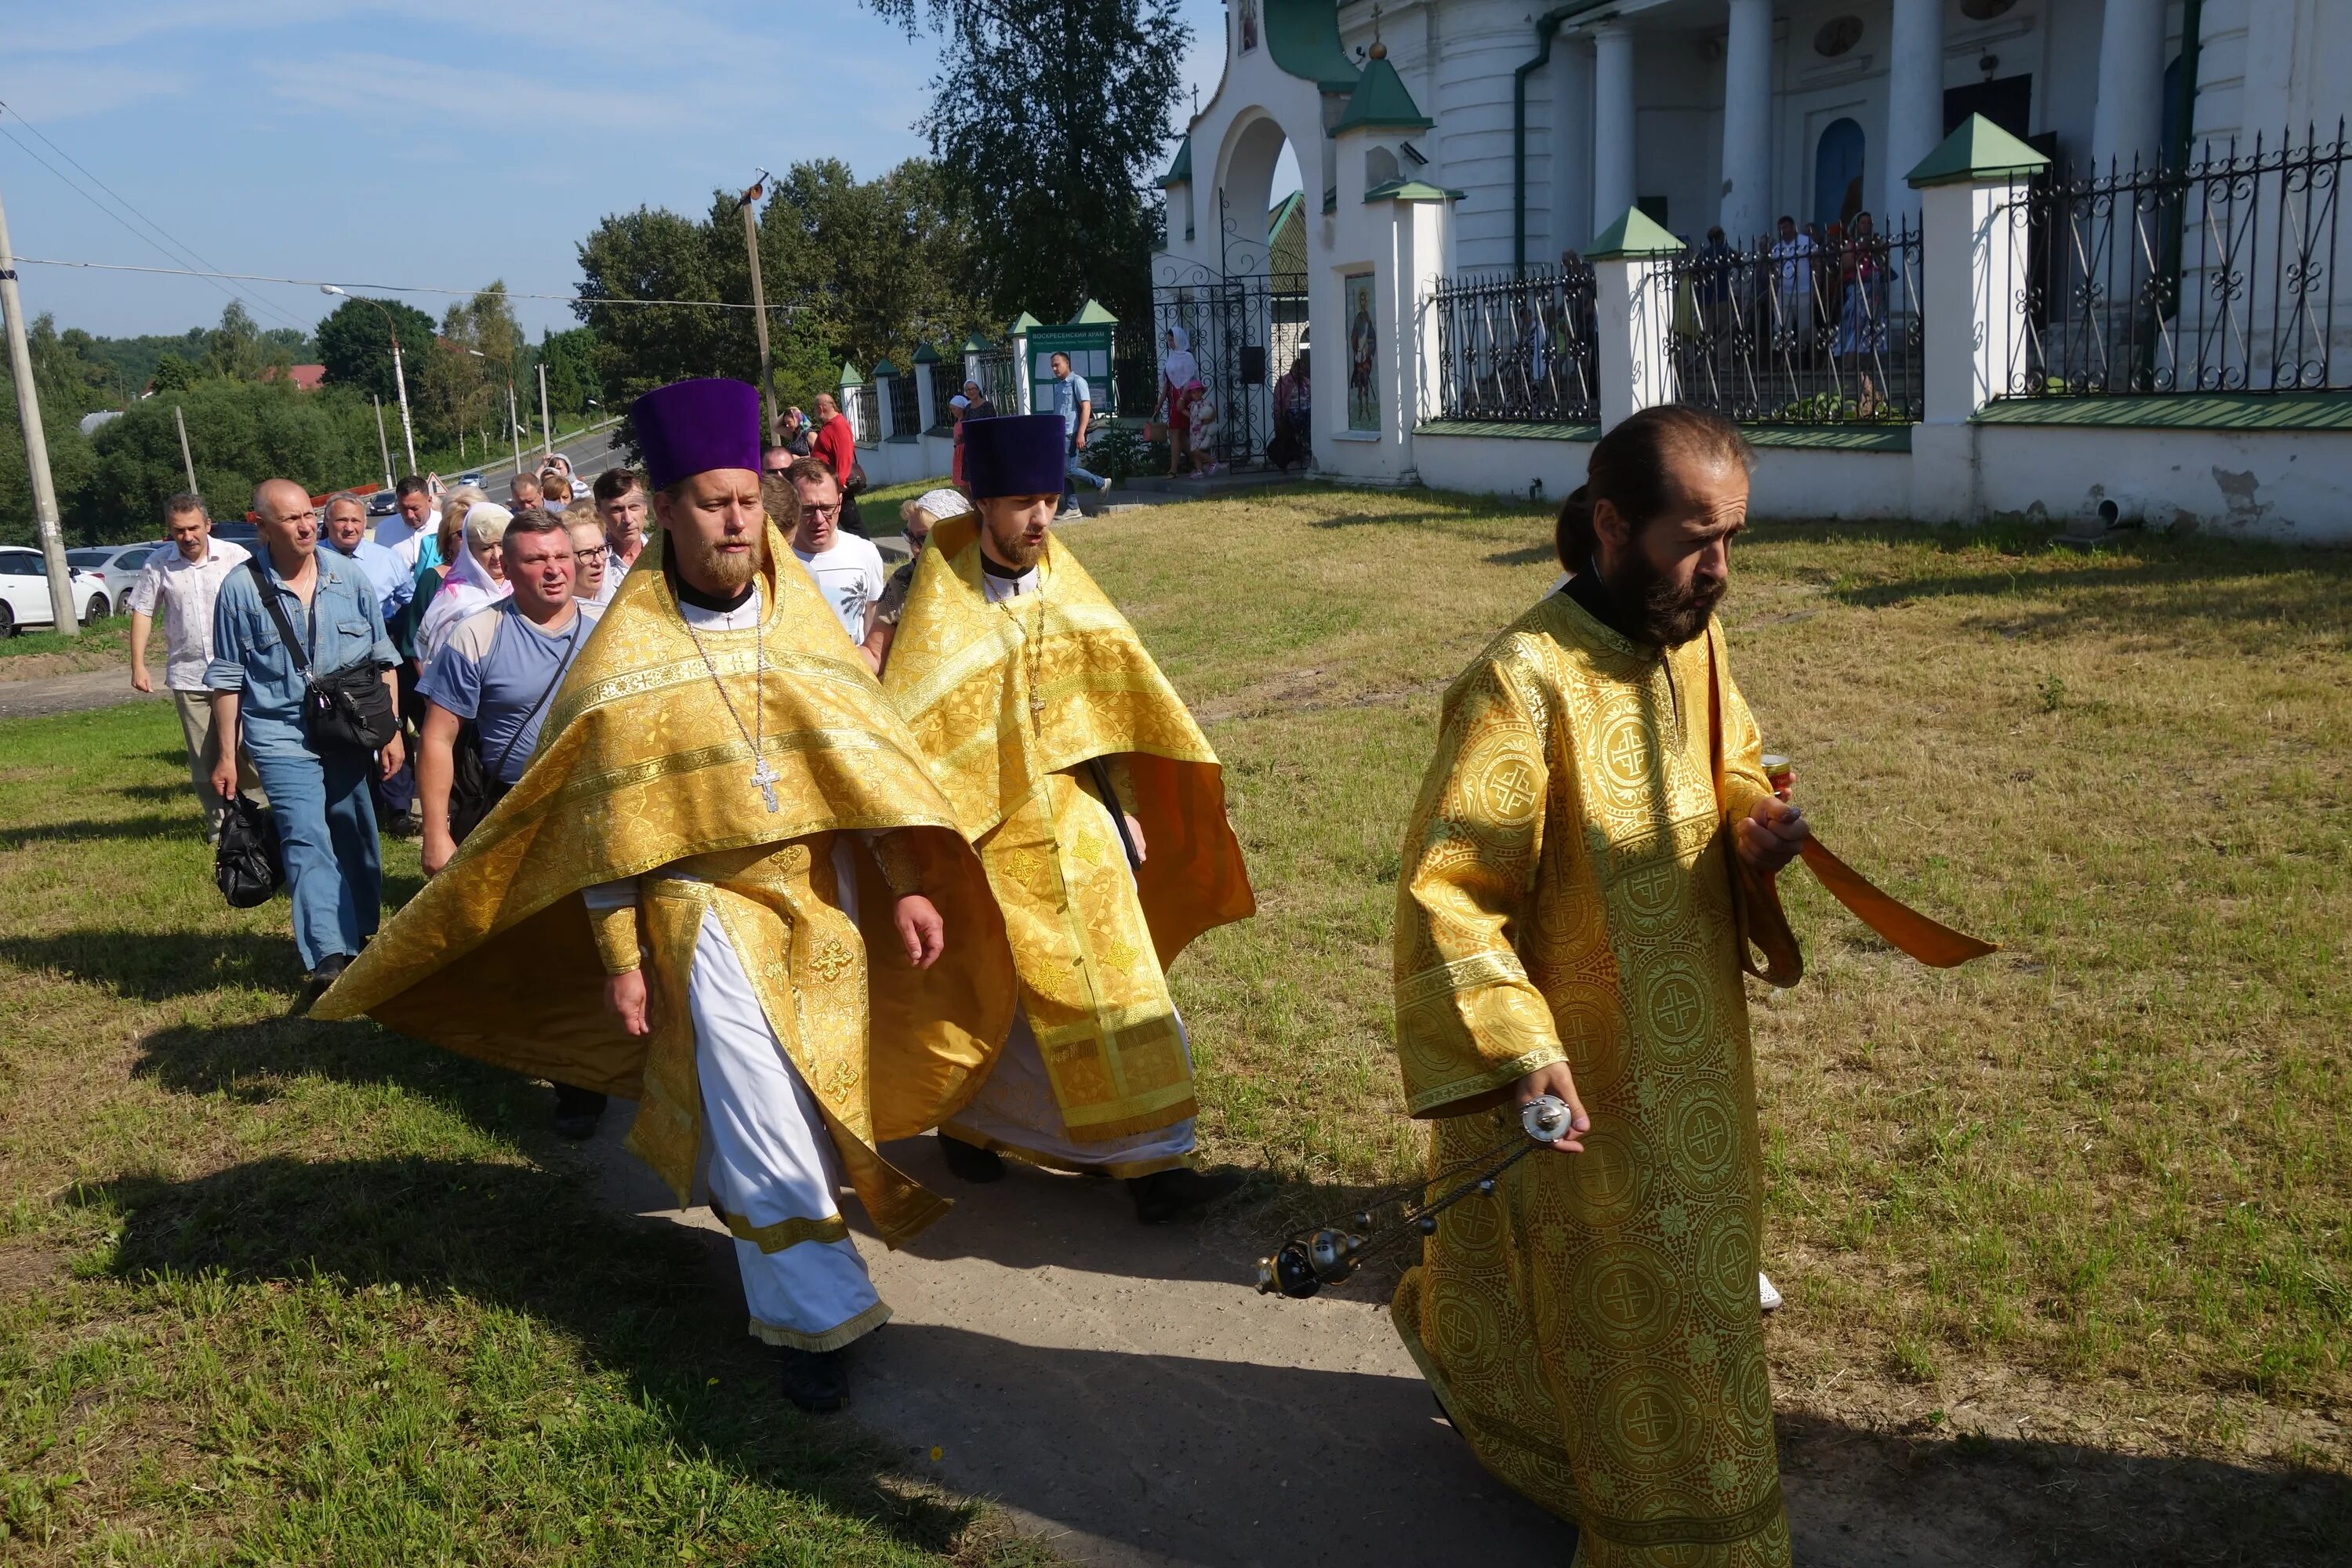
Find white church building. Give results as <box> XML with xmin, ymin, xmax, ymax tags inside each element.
<box><xmin>1142</xmin><ymin>0</ymin><xmax>2352</xmax><ymax>540</ymax></box>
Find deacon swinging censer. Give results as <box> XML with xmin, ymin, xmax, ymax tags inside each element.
<box><xmin>1256</xmin><ymin>1095</ymin><xmax>1575</xmax><ymax>1299</ymax></box>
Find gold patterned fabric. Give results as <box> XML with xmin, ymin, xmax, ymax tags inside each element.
<box><xmin>883</xmin><ymin>514</ymin><xmax>1253</xmax><ymax>1143</ymax></box>
<box><xmin>1389</xmin><ymin>593</ymin><xmax>1801</xmax><ymax>1566</ymax></box>
<box><xmin>316</xmin><ymin>525</ymin><xmax>1018</xmax><ymax>1244</ymax></box>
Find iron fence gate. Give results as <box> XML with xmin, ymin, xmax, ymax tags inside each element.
<box><xmin>1991</xmin><ymin>122</ymin><xmax>2351</xmax><ymax>399</ymax></box>
<box><xmin>1152</xmin><ymin>258</ymin><xmax>1309</xmax><ymax>470</ymax></box>
<box><xmin>1433</xmin><ymin>263</ymin><xmax>1602</xmax><ymax>423</ymax></box>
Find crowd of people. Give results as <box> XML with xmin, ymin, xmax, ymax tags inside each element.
<box><xmin>123</xmin><ymin>372</ymin><xmax>1831</xmax><ymax>1563</ymax></box>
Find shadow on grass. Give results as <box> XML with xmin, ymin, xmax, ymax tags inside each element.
<box><xmin>0</xmin><ymin>927</ymin><xmax>297</xmax><ymax>1003</ymax></box>
<box><xmin>1</xmin><ymin>811</ymin><xmax>201</xmax><ymax>850</ymax></box>
<box><xmin>76</xmin><ymin>1154</ymin><xmax>1008</xmax><ymax>1560</ymax></box>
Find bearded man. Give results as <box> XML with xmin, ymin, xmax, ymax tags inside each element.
<box><xmin>319</xmin><ymin>378</ymin><xmax>1015</xmax><ymax>1412</ymax></box>
<box><xmin>882</xmin><ymin>415</ymin><xmax>1254</xmax><ymax>1224</ymax></box>
<box><xmin>1391</xmin><ymin>405</ymin><xmax>1810</xmax><ymax>1565</ymax></box>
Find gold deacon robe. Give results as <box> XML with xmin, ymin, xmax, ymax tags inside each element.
<box><xmin>1390</xmin><ymin>591</ymin><xmax>1802</xmax><ymax>1566</ymax></box>
<box><xmin>880</xmin><ymin>514</ymin><xmax>1254</xmax><ymax>1155</ymax></box>
<box><xmin>316</xmin><ymin>527</ymin><xmax>1017</xmax><ymax>1248</ymax></box>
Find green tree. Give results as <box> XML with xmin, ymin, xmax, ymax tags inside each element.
<box><xmin>535</xmin><ymin>326</ymin><xmax>602</xmax><ymax>417</ymax></box>
<box><xmin>69</xmin><ymin>382</ymin><xmax>381</xmax><ymax>541</ymax></box>
<box><xmin>200</xmin><ymin>302</ymin><xmax>270</xmax><ymax>381</ymax></box>
<box><xmin>866</xmin><ymin>0</ymin><xmax>1185</xmax><ymax>328</ymax></box>
<box><xmin>151</xmin><ymin>353</ymin><xmax>196</xmax><ymax>394</ymax></box>
<box><xmin>314</xmin><ymin>296</ymin><xmax>437</xmax><ymax>404</ymax></box>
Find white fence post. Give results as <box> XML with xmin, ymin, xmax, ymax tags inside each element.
<box><xmin>1907</xmin><ymin>115</ymin><xmax>2050</xmax><ymax>521</ymax></box>
<box><xmin>1587</xmin><ymin>207</ymin><xmax>1684</xmax><ymax>432</ymax></box>
<box><xmin>873</xmin><ymin>359</ymin><xmax>900</xmax><ymax>441</ymax></box>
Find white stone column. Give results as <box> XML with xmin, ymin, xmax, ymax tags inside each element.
<box><xmin>1592</xmin><ymin>24</ymin><xmax>1637</xmax><ymax>238</ymax></box>
<box><xmin>1550</xmin><ymin>34</ymin><xmax>1595</xmax><ymax>256</ymax></box>
<box><xmin>1911</xmin><ymin>169</ymin><xmax>2038</xmax><ymax>521</ymax></box>
<box><xmin>1718</xmin><ymin>0</ymin><xmax>1774</xmax><ymax>242</ymax></box>
<box><xmin>913</xmin><ymin>359</ymin><xmax>939</xmax><ymax>432</ymax></box>
<box><xmin>1593</xmin><ymin>253</ymin><xmax>1679</xmax><ymax>431</ymax></box>
<box><xmin>1885</xmin><ymin>0</ymin><xmax>1945</xmax><ymax>229</ymax></box>
<box><xmin>2092</xmin><ymin>0</ymin><xmax>2167</xmax><ymax>174</ymax></box>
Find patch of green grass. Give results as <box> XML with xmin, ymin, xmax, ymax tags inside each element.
<box><xmin>0</xmin><ymin>614</ymin><xmax>145</xmax><ymax>668</ymax></box>
<box><xmin>0</xmin><ymin>704</ymin><xmax>1051</xmax><ymax>1564</ymax></box>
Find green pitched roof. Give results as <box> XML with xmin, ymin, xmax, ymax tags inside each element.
<box><xmin>1585</xmin><ymin>205</ymin><xmax>1686</xmax><ymax>260</ymax></box>
<box><xmin>1069</xmin><ymin>298</ymin><xmax>1119</xmax><ymax>325</ymax></box>
<box><xmin>1007</xmin><ymin>311</ymin><xmax>1041</xmax><ymax>336</ymax></box>
<box><xmin>961</xmin><ymin>332</ymin><xmax>991</xmax><ymax>352</ymax></box>
<box><xmin>1907</xmin><ymin>113</ymin><xmax>2051</xmax><ymax>188</ymax></box>
<box><xmin>837</xmin><ymin>361</ymin><xmax>864</xmax><ymax>387</ymax></box>
<box><xmin>1363</xmin><ymin>178</ymin><xmax>1465</xmax><ymax>203</ymax></box>
<box><xmin>1334</xmin><ymin>54</ymin><xmax>1434</xmax><ymax>134</ymax></box>
<box><xmin>1157</xmin><ymin>136</ymin><xmax>1192</xmax><ymax>187</ymax></box>
<box><xmin>912</xmin><ymin>340</ymin><xmax>941</xmax><ymax>364</ymax></box>
<box><xmin>1269</xmin><ymin>191</ymin><xmax>1308</xmax><ymax>274</ymax></box>
<box><xmin>1264</xmin><ymin>0</ymin><xmax>1359</xmax><ymax>93</ymax></box>
<box><xmin>870</xmin><ymin>357</ymin><xmax>898</xmax><ymax>377</ymax></box>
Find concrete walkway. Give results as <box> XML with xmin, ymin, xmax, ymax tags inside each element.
<box><xmin>591</xmin><ymin>1109</ymin><xmax>1565</xmax><ymax>1567</ymax></box>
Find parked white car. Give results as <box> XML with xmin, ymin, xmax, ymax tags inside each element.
<box><xmin>65</xmin><ymin>541</ymin><xmax>164</xmax><ymax>617</ymax></box>
<box><xmin>0</xmin><ymin>546</ymin><xmax>112</xmax><ymax>636</ymax></box>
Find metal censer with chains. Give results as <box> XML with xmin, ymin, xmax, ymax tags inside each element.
<box><xmin>1255</xmin><ymin>1095</ymin><xmax>1574</xmax><ymax>1299</ymax></box>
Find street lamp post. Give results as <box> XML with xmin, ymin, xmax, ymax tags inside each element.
<box><xmin>466</xmin><ymin>348</ymin><xmax>522</xmax><ymax>477</ymax></box>
<box><xmin>321</xmin><ymin>285</ymin><xmax>416</xmax><ymax>476</ymax></box>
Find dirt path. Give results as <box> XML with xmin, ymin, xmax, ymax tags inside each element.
<box><xmin>585</xmin><ymin>1111</ymin><xmax>2050</xmax><ymax>1567</ymax></box>
<box><xmin>0</xmin><ymin>666</ymin><xmax>157</xmax><ymax>719</ymax></box>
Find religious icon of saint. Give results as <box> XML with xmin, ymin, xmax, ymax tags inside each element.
<box><xmin>1241</xmin><ymin>0</ymin><xmax>1258</xmax><ymax>51</ymax></box>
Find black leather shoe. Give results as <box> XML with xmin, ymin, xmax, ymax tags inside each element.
<box><xmin>778</xmin><ymin>1346</ymin><xmax>850</xmax><ymax>1413</ymax></box>
<box><xmin>550</xmin><ymin>1083</ymin><xmax>608</xmax><ymax>1141</ymax></box>
<box><xmin>293</xmin><ymin>953</ymin><xmax>350</xmax><ymax>1017</ymax></box>
<box><xmin>1127</xmin><ymin>1165</ymin><xmax>1244</xmax><ymax>1225</ymax></box>
<box><xmin>938</xmin><ymin>1134</ymin><xmax>1005</xmax><ymax>1183</ymax></box>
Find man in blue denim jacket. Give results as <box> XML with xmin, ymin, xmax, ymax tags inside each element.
<box><xmin>208</xmin><ymin>478</ymin><xmax>406</xmax><ymax>1011</ymax></box>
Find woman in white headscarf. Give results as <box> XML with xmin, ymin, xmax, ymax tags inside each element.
<box><xmin>416</xmin><ymin>503</ymin><xmax>514</xmax><ymax>664</ymax></box>
<box><xmin>1157</xmin><ymin>325</ymin><xmax>1200</xmax><ymax>477</ymax></box>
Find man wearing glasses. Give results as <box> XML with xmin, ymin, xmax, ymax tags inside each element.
<box><xmin>785</xmin><ymin>456</ymin><xmax>886</xmax><ymax>667</ymax></box>
<box><xmin>568</xmin><ymin>514</ymin><xmax>614</xmax><ymax>605</ymax></box>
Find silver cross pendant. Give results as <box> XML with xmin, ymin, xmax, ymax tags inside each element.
<box><xmin>750</xmin><ymin>757</ymin><xmax>782</xmax><ymax>813</ymax></box>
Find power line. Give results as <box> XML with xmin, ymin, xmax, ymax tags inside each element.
<box><xmin>10</xmin><ymin>255</ymin><xmax>797</xmax><ymax>314</ymax></box>
<box><xmin>0</xmin><ymin>106</ymin><xmax>315</xmax><ymax>335</ymax></box>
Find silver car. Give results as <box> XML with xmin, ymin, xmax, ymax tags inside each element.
<box><xmin>0</xmin><ymin>546</ymin><xmax>113</xmax><ymax>635</ymax></box>
<box><xmin>65</xmin><ymin>541</ymin><xmax>164</xmax><ymax>617</ymax></box>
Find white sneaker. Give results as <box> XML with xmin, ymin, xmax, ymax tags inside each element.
<box><xmin>1759</xmin><ymin>1272</ymin><xmax>1783</xmax><ymax>1314</ymax></box>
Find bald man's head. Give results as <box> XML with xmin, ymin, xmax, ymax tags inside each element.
<box><xmin>252</xmin><ymin>477</ymin><xmax>319</xmax><ymax>567</ymax></box>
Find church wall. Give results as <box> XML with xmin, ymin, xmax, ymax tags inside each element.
<box><xmin>1421</xmin><ymin>0</ymin><xmax>1552</xmax><ymax>271</ymax></box>
<box><xmin>1632</xmin><ymin>24</ymin><xmax>1727</xmax><ymax>241</ymax></box>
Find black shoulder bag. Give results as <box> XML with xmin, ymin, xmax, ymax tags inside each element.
<box><xmin>248</xmin><ymin>557</ymin><xmax>399</xmax><ymax>754</ymax></box>
<box><xmin>447</xmin><ymin>612</ymin><xmax>579</xmax><ymax>844</ymax></box>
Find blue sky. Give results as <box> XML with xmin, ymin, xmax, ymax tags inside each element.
<box><xmin>1</xmin><ymin>0</ymin><xmax>1240</xmax><ymax>346</ymax></box>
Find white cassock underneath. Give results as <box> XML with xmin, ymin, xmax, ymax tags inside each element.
<box><xmin>946</xmin><ymin>1005</ymin><xmax>1197</xmax><ymax>1176</ymax></box>
<box><xmin>688</xmin><ymin>902</ymin><xmax>889</xmax><ymax>1351</ymax></box>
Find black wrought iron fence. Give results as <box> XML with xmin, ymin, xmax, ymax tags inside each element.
<box><xmin>972</xmin><ymin>346</ymin><xmax>1018</xmax><ymax>413</ymax></box>
<box><xmin>920</xmin><ymin>361</ymin><xmax>954</xmax><ymax>430</ymax></box>
<box><xmin>886</xmin><ymin>371</ymin><xmax>920</xmax><ymax>438</ymax></box>
<box><xmin>1639</xmin><ymin>223</ymin><xmax>1923</xmax><ymax>423</ymax></box>
<box><xmin>849</xmin><ymin>383</ymin><xmax>880</xmax><ymax>444</ymax></box>
<box><xmin>1996</xmin><ymin>123</ymin><xmax>2350</xmax><ymax>397</ymax></box>
<box><xmin>1112</xmin><ymin>347</ymin><xmax>1159</xmax><ymax>419</ymax></box>
<box><xmin>1432</xmin><ymin>263</ymin><xmax>1601</xmax><ymax>423</ymax></box>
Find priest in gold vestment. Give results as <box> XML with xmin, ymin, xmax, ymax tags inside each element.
<box><xmin>882</xmin><ymin>415</ymin><xmax>1254</xmax><ymax>1224</ymax></box>
<box><xmin>319</xmin><ymin>379</ymin><xmax>1014</xmax><ymax>1412</ymax></box>
<box><xmin>1391</xmin><ymin>408</ymin><xmax>1810</xmax><ymax>1565</ymax></box>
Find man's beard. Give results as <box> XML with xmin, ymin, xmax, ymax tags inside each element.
<box><xmin>1601</xmin><ymin>549</ymin><xmax>1725</xmax><ymax>648</ymax></box>
<box><xmin>985</xmin><ymin>514</ymin><xmax>1044</xmax><ymax>569</ymax></box>
<box><xmin>677</xmin><ymin>526</ymin><xmax>764</xmax><ymax>595</ymax></box>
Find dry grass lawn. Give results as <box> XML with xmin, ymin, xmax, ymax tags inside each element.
<box><xmin>1</xmin><ymin>480</ymin><xmax>2345</xmax><ymax>1562</ymax></box>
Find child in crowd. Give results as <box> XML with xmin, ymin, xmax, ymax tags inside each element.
<box><xmin>1186</xmin><ymin>382</ymin><xmax>1219</xmax><ymax>477</ymax></box>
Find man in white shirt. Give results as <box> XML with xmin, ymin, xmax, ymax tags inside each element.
<box><xmin>128</xmin><ymin>492</ymin><xmax>256</xmax><ymax>840</ymax></box>
<box><xmin>1769</xmin><ymin>214</ymin><xmax>1817</xmax><ymax>342</ymax></box>
<box><xmin>374</xmin><ymin>475</ymin><xmax>441</xmax><ymax>572</ymax></box>
<box><xmin>786</xmin><ymin>456</ymin><xmax>887</xmax><ymax>664</ymax></box>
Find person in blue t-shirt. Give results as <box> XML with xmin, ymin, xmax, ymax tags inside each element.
<box><xmin>415</xmin><ymin>509</ymin><xmax>598</xmax><ymax>877</ymax></box>
<box><xmin>1047</xmin><ymin>351</ymin><xmax>1110</xmax><ymax>517</ymax></box>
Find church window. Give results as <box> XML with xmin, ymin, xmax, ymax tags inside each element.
<box><xmin>1813</xmin><ymin>16</ymin><xmax>1864</xmax><ymax>58</ymax></box>
<box><xmin>1367</xmin><ymin>145</ymin><xmax>1399</xmax><ymax>189</ymax></box>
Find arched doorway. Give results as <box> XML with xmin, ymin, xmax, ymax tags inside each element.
<box><xmin>1814</xmin><ymin>118</ymin><xmax>1865</xmax><ymax>231</ymax></box>
<box><xmin>1154</xmin><ymin>110</ymin><xmax>1312</xmax><ymax>470</ymax></box>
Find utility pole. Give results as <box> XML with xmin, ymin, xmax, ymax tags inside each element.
<box><xmin>738</xmin><ymin>171</ymin><xmax>778</xmax><ymax>443</ymax></box>
<box><xmin>372</xmin><ymin>394</ymin><xmax>394</xmax><ymax>490</ymax></box>
<box><xmin>506</xmin><ymin>375</ymin><xmax>521</xmax><ymax>477</ymax></box>
<box><xmin>172</xmin><ymin>403</ymin><xmax>198</xmax><ymax>492</ymax></box>
<box><xmin>0</xmin><ymin>179</ymin><xmax>77</xmax><ymax>636</ymax></box>
<box><xmin>536</xmin><ymin>358</ymin><xmax>553</xmax><ymax>459</ymax></box>
<box><xmin>389</xmin><ymin>326</ymin><xmax>416</xmax><ymax>477</ymax></box>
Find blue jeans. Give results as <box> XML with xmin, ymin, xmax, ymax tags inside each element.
<box><xmin>1063</xmin><ymin>436</ymin><xmax>1105</xmax><ymax>503</ymax></box>
<box><xmin>252</xmin><ymin>745</ymin><xmax>383</xmax><ymax>971</ymax></box>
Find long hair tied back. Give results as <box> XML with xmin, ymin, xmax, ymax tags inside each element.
<box><xmin>1554</xmin><ymin>405</ymin><xmax>1755</xmax><ymax>574</ymax></box>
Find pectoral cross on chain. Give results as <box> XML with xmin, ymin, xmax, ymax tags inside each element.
<box><xmin>750</xmin><ymin>757</ymin><xmax>782</xmax><ymax>813</ymax></box>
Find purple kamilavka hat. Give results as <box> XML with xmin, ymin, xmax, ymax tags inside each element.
<box><xmin>964</xmin><ymin>414</ymin><xmax>1068</xmax><ymax>501</ymax></box>
<box><xmin>630</xmin><ymin>378</ymin><xmax>761</xmax><ymax>490</ymax></box>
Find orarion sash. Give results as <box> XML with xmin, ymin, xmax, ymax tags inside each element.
<box><xmin>1798</xmin><ymin>837</ymin><xmax>1997</xmax><ymax>966</ymax></box>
